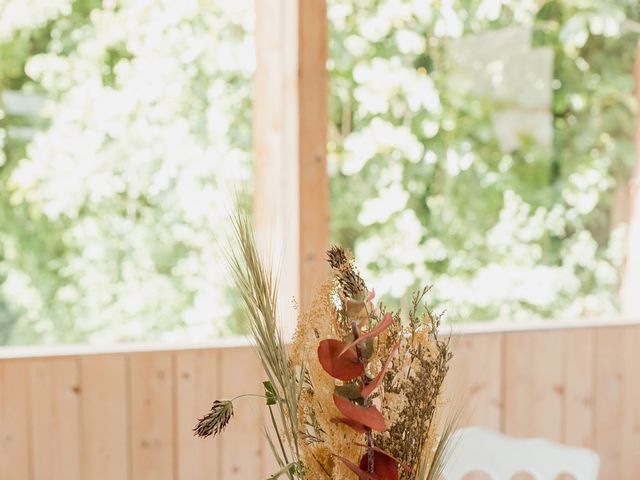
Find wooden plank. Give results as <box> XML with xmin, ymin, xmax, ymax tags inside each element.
<box><xmin>220</xmin><ymin>347</ymin><xmax>264</xmax><ymax>479</ymax></box>
<box><xmin>253</xmin><ymin>0</ymin><xmax>298</xmax><ymax>339</ymax></box>
<box><xmin>130</xmin><ymin>352</ymin><xmax>174</xmax><ymax>480</ymax></box>
<box><xmin>503</xmin><ymin>330</ymin><xmax>564</xmax><ymax>441</ymax></box>
<box><xmin>80</xmin><ymin>355</ymin><xmax>128</xmax><ymax>480</ymax></box>
<box><xmin>595</xmin><ymin>325</ymin><xmax>624</xmax><ymax>478</ymax></box>
<box><xmin>0</xmin><ymin>360</ymin><xmax>30</xmax><ymax>480</ymax></box>
<box><xmin>563</xmin><ymin>328</ymin><xmax>594</xmax><ymax>448</ymax></box>
<box><xmin>29</xmin><ymin>357</ymin><xmax>81</xmax><ymax>480</ymax></box>
<box><xmin>447</xmin><ymin>333</ymin><xmax>502</xmax><ymax>429</ymax></box>
<box><xmin>619</xmin><ymin>325</ymin><xmax>640</xmax><ymax>477</ymax></box>
<box><xmin>4</xmin><ymin>322</ymin><xmax>640</xmax><ymax>478</ymax></box>
<box><xmin>297</xmin><ymin>0</ymin><xmax>329</xmax><ymax>309</ymax></box>
<box><xmin>595</xmin><ymin>325</ymin><xmax>640</xmax><ymax>478</ymax></box>
<box><xmin>254</xmin><ymin>0</ymin><xmax>329</xmax><ymax>338</ymax></box>
<box><xmin>175</xmin><ymin>350</ymin><xmax>220</xmax><ymax>480</ymax></box>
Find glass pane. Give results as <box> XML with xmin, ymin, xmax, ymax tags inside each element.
<box><xmin>0</xmin><ymin>0</ymin><xmax>255</xmax><ymax>344</ymax></box>
<box><xmin>328</xmin><ymin>1</ymin><xmax>636</xmax><ymax>323</ymax></box>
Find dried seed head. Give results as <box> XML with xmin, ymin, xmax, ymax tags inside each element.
<box><xmin>327</xmin><ymin>246</ymin><xmax>367</xmax><ymax>300</ymax></box>
<box><xmin>327</xmin><ymin>245</ymin><xmax>349</xmax><ymax>269</ymax></box>
<box><xmin>194</xmin><ymin>400</ymin><xmax>234</xmax><ymax>439</ymax></box>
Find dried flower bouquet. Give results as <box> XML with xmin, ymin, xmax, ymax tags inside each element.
<box><xmin>195</xmin><ymin>212</ymin><xmax>455</xmax><ymax>479</ymax></box>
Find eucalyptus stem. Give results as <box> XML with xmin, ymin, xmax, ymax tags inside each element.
<box><xmin>351</xmin><ymin>319</ymin><xmax>375</xmax><ymax>473</ymax></box>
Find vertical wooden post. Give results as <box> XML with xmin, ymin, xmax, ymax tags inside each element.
<box><xmin>253</xmin><ymin>0</ymin><xmax>329</xmax><ymax>336</ymax></box>
<box><xmin>621</xmin><ymin>40</ymin><xmax>640</xmax><ymax>319</ymax></box>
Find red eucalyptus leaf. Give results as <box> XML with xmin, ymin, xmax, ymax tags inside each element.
<box><xmin>330</xmin><ymin>417</ymin><xmax>369</xmax><ymax>434</ymax></box>
<box><xmin>318</xmin><ymin>339</ymin><xmax>365</xmax><ymax>381</ymax></box>
<box><xmin>361</xmin><ymin>343</ymin><xmax>399</xmax><ymax>398</ymax></box>
<box><xmin>334</xmin><ymin>455</ymin><xmax>379</xmax><ymax>480</ymax></box>
<box><xmin>339</xmin><ymin>313</ymin><xmax>394</xmax><ymax>357</ymax></box>
<box><xmin>333</xmin><ymin>394</ymin><xmax>386</xmax><ymax>432</ymax></box>
<box><xmin>354</xmin><ymin>444</ymin><xmax>411</xmax><ymax>471</ymax></box>
<box><xmin>359</xmin><ymin>450</ymin><xmax>399</xmax><ymax>480</ymax></box>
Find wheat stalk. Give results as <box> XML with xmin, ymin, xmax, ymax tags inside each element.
<box><xmin>225</xmin><ymin>209</ymin><xmax>302</xmax><ymax>478</ymax></box>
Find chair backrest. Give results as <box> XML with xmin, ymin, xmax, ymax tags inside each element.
<box><xmin>441</xmin><ymin>426</ymin><xmax>600</xmax><ymax>480</ymax></box>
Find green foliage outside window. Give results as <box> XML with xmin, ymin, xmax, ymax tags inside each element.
<box><xmin>0</xmin><ymin>0</ymin><xmax>637</xmax><ymax>344</ymax></box>
<box><xmin>329</xmin><ymin>0</ymin><xmax>638</xmax><ymax>322</ymax></box>
<box><xmin>0</xmin><ymin>0</ymin><xmax>254</xmax><ymax>343</ymax></box>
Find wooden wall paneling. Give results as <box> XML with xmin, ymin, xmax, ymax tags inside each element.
<box><xmin>562</xmin><ymin>328</ymin><xmax>595</xmax><ymax>448</ymax></box>
<box><xmin>595</xmin><ymin>325</ymin><xmax>640</xmax><ymax>478</ymax></box>
<box><xmin>595</xmin><ymin>325</ymin><xmax>624</xmax><ymax>478</ymax></box>
<box><xmin>447</xmin><ymin>333</ymin><xmax>503</xmax><ymax>430</ymax></box>
<box><xmin>80</xmin><ymin>354</ymin><xmax>128</xmax><ymax>480</ymax></box>
<box><xmin>175</xmin><ymin>349</ymin><xmax>220</xmax><ymax>480</ymax></box>
<box><xmin>503</xmin><ymin>330</ymin><xmax>565</xmax><ymax>441</ymax></box>
<box><xmin>28</xmin><ymin>357</ymin><xmax>82</xmax><ymax>480</ymax></box>
<box><xmin>0</xmin><ymin>360</ymin><xmax>30</xmax><ymax>480</ymax></box>
<box><xmin>129</xmin><ymin>352</ymin><xmax>174</xmax><ymax>480</ymax></box>
<box><xmin>219</xmin><ymin>347</ymin><xmax>264</xmax><ymax>479</ymax></box>
<box><xmin>619</xmin><ymin>325</ymin><xmax>640</xmax><ymax>477</ymax></box>
<box><xmin>1</xmin><ymin>322</ymin><xmax>639</xmax><ymax>478</ymax></box>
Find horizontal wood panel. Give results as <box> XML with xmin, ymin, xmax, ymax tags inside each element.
<box><xmin>0</xmin><ymin>324</ymin><xmax>638</xmax><ymax>479</ymax></box>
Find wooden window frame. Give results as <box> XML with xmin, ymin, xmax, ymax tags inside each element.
<box><xmin>253</xmin><ymin>0</ymin><xmax>329</xmax><ymax>335</ymax></box>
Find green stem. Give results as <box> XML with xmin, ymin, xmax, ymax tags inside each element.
<box><xmin>268</xmin><ymin>404</ymin><xmax>292</xmax><ymax>475</ymax></box>
<box><xmin>230</xmin><ymin>393</ymin><xmax>267</xmax><ymax>402</ymax></box>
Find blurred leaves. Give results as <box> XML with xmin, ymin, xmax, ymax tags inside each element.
<box><xmin>328</xmin><ymin>0</ymin><xmax>638</xmax><ymax>322</ymax></box>
<box><xmin>0</xmin><ymin>0</ymin><xmax>255</xmax><ymax>343</ymax></box>
<box><xmin>0</xmin><ymin>0</ymin><xmax>637</xmax><ymax>343</ymax></box>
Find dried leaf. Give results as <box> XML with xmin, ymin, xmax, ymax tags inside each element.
<box><xmin>360</xmin><ymin>338</ymin><xmax>374</xmax><ymax>360</ymax></box>
<box><xmin>361</xmin><ymin>343</ymin><xmax>399</xmax><ymax>398</ymax></box>
<box><xmin>354</xmin><ymin>444</ymin><xmax>410</xmax><ymax>471</ymax></box>
<box><xmin>339</xmin><ymin>313</ymin><xmax>394</xmax><ymax>357</ymax></box>
<box><xmin>318</xmin><ymin>339</ymin><xmax>365</xmax><ymax>381</ymax></box>
<box><xmin>358</xmin><ymin>450</ymin><xmax>399</xmax><ymax>480</ymax></box>
<box><xmin>335</xmin><ymin>383</ymin><xmax>363</xmax><ymax>401</ymax></box>
<box><xmin>334</xmin><ymin>455</ymin><xmax>379</xmax><ymax>480</ymax></box>
<box><xmin>333</xmin><ymin>394</ymin><xmax>386</xmax><ymax>432</ymax></box>
<box><xmin>330</xmin><ymin>417</ymin><xmax>369</xmax><ymax>434</ymax></box>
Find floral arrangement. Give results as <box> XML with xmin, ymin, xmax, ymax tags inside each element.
<box><xmin>195</xmin><ymin>212</ymin><xmax>455</xmax><ymax>479</ymax></box>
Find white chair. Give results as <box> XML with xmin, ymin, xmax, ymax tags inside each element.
<box><xmin>441</xmin><ymin>426</ymin><xmax>600</xmax><ymax>480</ymax></box>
